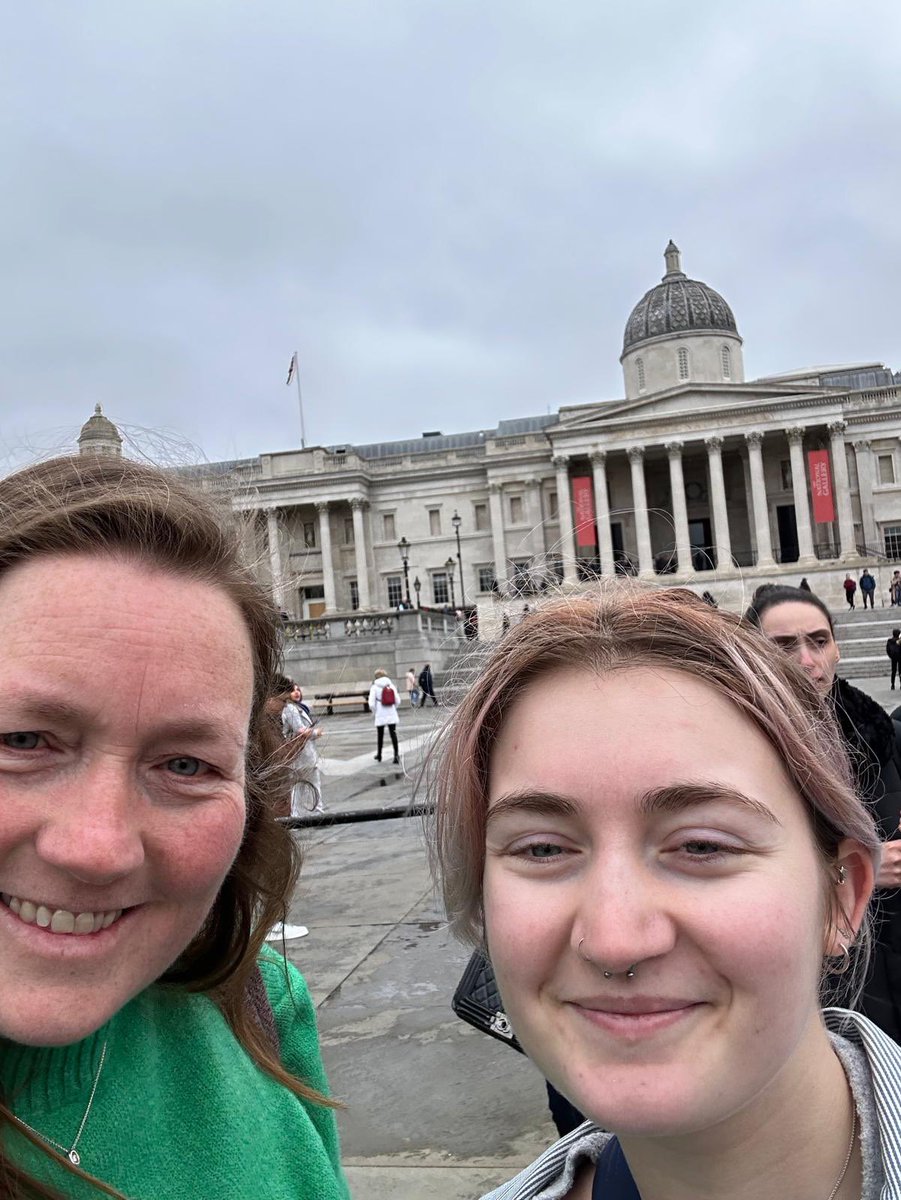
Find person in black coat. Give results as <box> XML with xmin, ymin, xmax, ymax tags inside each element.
<box><xmin>888</xmin><ymin>629</ymin><xmax>901</xmax><ymax>691</ymax></box>
<box><xmin>417</xmin><ymin>663</ymin><xmax>438</xmax><ymax>706</ymax></box>
<box><xmin>745</xmin><ymin>585</ymin><xmax>901</xmax><ymax>1041</ymax></box>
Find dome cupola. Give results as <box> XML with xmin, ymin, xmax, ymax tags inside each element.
<box><xmin>620</xmin><ymin>243</ymin><xmax>744</xmax><ymax>399</ymax></box>
<box><xmin>77</xmin><ymin>404</ymin><xmax>123</xmax><ymax>457</ymax></box>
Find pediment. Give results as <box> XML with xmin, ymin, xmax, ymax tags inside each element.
<box><xmin>553</xmin><ymin>382</ymin><xmax>836</xmax><ymax>434</ymax></box>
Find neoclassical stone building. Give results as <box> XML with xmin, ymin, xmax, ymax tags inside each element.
<box><xmin>222</xmin><ymin>244</ymin><xmax>901</xmax><ymax>615</ymax></box>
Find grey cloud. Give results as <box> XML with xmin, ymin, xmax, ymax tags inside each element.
<box><xmin>0</xmin><ymin>0</ymin><xmax>899</xmax><ymax>464</ymax></box>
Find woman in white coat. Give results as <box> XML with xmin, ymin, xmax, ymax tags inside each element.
<box><xmin>368</xmin><ymin>669</ymin><xmax>400</xmax><ymax>763</ymax></box>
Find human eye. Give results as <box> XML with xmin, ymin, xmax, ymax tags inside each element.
<box><xmin>678</xmin><ymin>838</ymin><xmax>745</xmax><ymax>863</ymax></box>
<box><xmin>164</xmin><ymin>756</ymin><xmax>208</xmax><ymax>778</ymax></box>
<box><xmin>523</xmin><ymin>842</ymin><xmax>565</xmax><ymax>860</ymax></box>
<box><xmin>0</xmin><ymin>732</ymin><xmax>45</xmax><ymax>751</ymax></box>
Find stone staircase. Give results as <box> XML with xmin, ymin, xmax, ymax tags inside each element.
<box><xmin>834</xmin><ymin>607</ymin><xmax>901</xmax><ymax>679</ymax></box>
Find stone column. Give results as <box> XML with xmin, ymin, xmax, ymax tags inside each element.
<box><xmin>488</xmin><ymin>483</ymin><xmax>508</xmax><ymax>591</ymax></box>
<box><xmin>552</xmin><ymin>455</ymin><xmax>579</xmax><ymax>584</ymax></box>
<box><xmin>704</xmin><ymin>436</ymin><xmax>733</xmax><ymax>569</ymax></box>
<box><xmin>350</xmin><ymin>498</ymin><xmax>371</xmax><ymax>609</ymax></box>
<box><xmin>627</xmin><ymin>447</ymin><xmax>654</xmax><ymax>576</ymax></box>
<box><xmin>744</xmin><ymin>432</ymin><xmax>775</xmax><ymax>567</ymax></box>
<box><xmin>852</xmin><ymin>439</ymin><xmax>878</xmax><ymax>552</ymax></box>
<box><xmin>590</xmin><ymin>450</ymin><xmax>616</xmax><ymax>577</ymax></box>
<box><xmin>665</xmin><ymin>441</ymin><xmax>693</xmax><ymax>573</ymax></box>
<box><xmin>265</xmin><ymin>508</ymin><xmax>286</xmax><ymax>608</ymax></box>
<box><xmin>829</xmin><ymin>421</ymin><xmax>857</xmax><ymax>560</ymax></box>
<box><xmin>525</xmin><ymin>477</ymin><xmax>543</xmax><ymax>554</ymax></box>
<box><xmin>786</xmin><ymin>427</ymin><xmax>816</xmax><ymax>564</ymax></box>
<box><xmin>316</xmin><ymin>501</ymin><xmax>338</xmax><ymax>612</ymax></box>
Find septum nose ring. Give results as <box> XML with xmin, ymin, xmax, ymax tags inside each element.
<box><xmin>579</xmin><ymin>939</ymin><xmax>637</xmax><ymax>979</ymax></box>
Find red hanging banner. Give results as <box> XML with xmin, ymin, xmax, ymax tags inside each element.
<box><xmin>807</xmin><ymin>449</ymin><xmax>836</xmax><ymax>524</ymax></box>
<box><xmin>571</xmin><ymin>475</ymin><xmax>597</xmax><ymax>547</ymax></box>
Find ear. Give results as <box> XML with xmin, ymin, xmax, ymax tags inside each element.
<box><xmin>824</xmin><ymin>838</ymin><xmax>875</xmax><ymax>954</ymax></box>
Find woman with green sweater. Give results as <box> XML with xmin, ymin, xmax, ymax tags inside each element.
<box><xmin>0</xmin><ymin>456</ymin><xmax>349</xmax><ymax>1200</ymax></box>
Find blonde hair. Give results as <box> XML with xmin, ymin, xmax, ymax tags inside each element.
<box><xmin>428</xmin><ymin>585</ymin><xmax>879</xmax><ymax>1001</ymax></box>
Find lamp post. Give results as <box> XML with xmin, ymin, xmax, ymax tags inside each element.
<box><xmin>398</xmin><ymin>536</ymin><xmax>411</xmax><ymax>607</ymax></box>
<box><xmin>451</xmin><ymin>509</ymin><xmax>466</xmax><ymax>606</ymax></box>
<box><xmin>413</xmin><ymin>575</ymin><xmax>421</xmax><ymax>608</ymax></box>
<box><xmin>445</xmin><ymin>556</ymin><xmax>457</xmax><ymax>609</ymax></box>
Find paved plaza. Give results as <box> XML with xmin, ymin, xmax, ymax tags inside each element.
<box><xmin>277</xmin><ymin>671</ymin><xmax>901</xmax><ymax>1200</ymax></box>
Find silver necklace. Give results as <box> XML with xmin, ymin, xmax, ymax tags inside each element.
<box><xmin>14</xmin><ymin>1039</ymin><xmax>108</xmax><ymax>1167</ymax></box>
<box><xmin>825</xmin><ymin>1104</ymin><xmax>857</xmax><ymax>1200</ymax></box>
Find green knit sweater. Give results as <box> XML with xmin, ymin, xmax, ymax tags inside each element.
<box><xmin>2</xmin><ymin>953</ymin><xmax>349</xmax><ymax>1199</ymax></box>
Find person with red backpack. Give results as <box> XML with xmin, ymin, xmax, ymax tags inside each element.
<box><xmin>368</xmin><ymin>669</ymin><xmax>400</xmax><ymax>763</ymax></box>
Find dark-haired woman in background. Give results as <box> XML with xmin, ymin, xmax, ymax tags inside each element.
<box><xmin>0</xmin><ymin>456</ymin><xmax>348</xmax><ymax>1199</ymax></box>
<box><xmin>746</xmin><ymin>583</ymin><xmax>901</xmax><ymax>1042</ymax></box>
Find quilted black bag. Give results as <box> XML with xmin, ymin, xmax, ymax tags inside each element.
<box><xmin>451</xmin><ymin>950</ymin><xmax>523</xmax><ymax>1053</ymax></box>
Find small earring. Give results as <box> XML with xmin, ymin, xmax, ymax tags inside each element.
<box><xmin>830</xmin><ymin>941</ymin><xmax>852</xmax><ymax>974</ymax></box>
<box><xmin>836</xmin><ymin>865</ymin><xmax>847</xmax><ymax>885</ymax></box>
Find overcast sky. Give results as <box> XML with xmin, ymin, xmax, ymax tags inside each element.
<box><xmin>2</xmin><ymin>1</ymin><xmax>899</xmax><ymax>467</ymax></box>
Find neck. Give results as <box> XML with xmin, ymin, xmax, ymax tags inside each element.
<box><xmin>618</xmin><ymin>1019</ymin><xmax>859</xmax><ymax>1200</ymax></box>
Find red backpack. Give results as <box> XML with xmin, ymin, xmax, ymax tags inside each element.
<box><xmin>380</xmin><ymin>683</ymin><xmax>396</xmax><ymax>706</ymax></box>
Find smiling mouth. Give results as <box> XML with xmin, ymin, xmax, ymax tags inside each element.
<box><xmin>1</xmin><ymin>893</ymin><xmax>125</xmax><ymax>935</ymax></box>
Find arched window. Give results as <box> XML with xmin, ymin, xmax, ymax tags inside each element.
<box><xmin>636</xmin><ymin>357</ymin><xmax>646</xmax><ymax>392</ymax></box>
<box><xmin>721</xmin><ymin>344</ymin><xmax>732</xmax><ymax>379</ymax></box>
<box><xmin>677</xmin><ymin>348</ymin><xmax>689</xmax><ymax>381</ymax></box>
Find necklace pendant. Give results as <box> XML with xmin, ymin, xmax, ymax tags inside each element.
<box><xmin>68</xmin><ymin>1150</ymin><xmax>80</xmax><ymax>1166</ymax></box>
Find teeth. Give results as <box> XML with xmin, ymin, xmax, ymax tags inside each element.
<box><xmin>50</xmin><ymin>910</ymin><xmax>75</xmax><ymax>934</ymax></box>
<box><xmin>1</xmin><ymin>894</ymin><xmax>124</xmax><ymax>935</ymax></box>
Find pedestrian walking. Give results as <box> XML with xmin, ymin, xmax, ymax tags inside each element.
<box><xmin>369</xmin><ymin>669</ymin><xmax>400</xmax><ymax>763</ymax></box>
<box><xmin>279</xmin><ymin>678</ymin><xmax>325</xmax><ymax>813</ymax></box>
<box><xmin>405</xmin><ymin>666</ymin><xmax>420</xmax><ymax>708</ymax></box>
<box><xmin>417</xmin><ymin>662</ymin><xmax>439</xmax><ymax>706</ymax></box>
<box><xmin>798</xmin><ymin>576</ymin><xmax>811</xmax><ymax>592</ymax></box>
<box><xmin>431</xmin><ymin>589</ymin><xmax>888</xmax><ymax>1200</ymax></box>
<box><xmin>888</xmin><ymin>628</ymin><xmax>901</xmax><ymax>691</ymax></box>
<box><xmin>843</xmin><ymin>572</ymin><xmax>857</xmax><ymax>609</ymax></box>
<box><xmin>860</xmin><ymin>568</ymin><xmax>877</xmax><ymax>609</ymax></box>
<box><xmin>892</xmin><ymin>569</ymin><xmax>901</xmax><ymax>606</ymax></box>
<box><xmin>0</xmin><ymin>455</ymin><xmax>347</xmax><ymax>1200</ymax></box>
<box><xmin>746</xmin><ymin>584</ymin><xmax>901</xmax><ymax>1041</ymax></box>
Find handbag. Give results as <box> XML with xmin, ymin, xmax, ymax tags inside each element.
<box><xmin>451</xmin><ymin>949</ymin><xmax>523</xmax><ymax>1053</ymax></box>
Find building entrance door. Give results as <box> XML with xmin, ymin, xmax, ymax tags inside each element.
<box><xmin>308</xmin><ymin>602</ymin><xmax>326</xmax><ymax>618</ymax></box>
<box><xmin>688</xmin><ymin>518</ymin><xmax>714</xmax><ymax>571</ymax></box>
<box><xmin>776</xmin><ymin>505</ymin><xmax>799</xmax><ymax>563</ymax></box>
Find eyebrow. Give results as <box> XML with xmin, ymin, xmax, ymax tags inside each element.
<box><xmin>768</xmin><ymin>630</ymin><xmax>831</xmax><ymax>646</ymax></box>
<box><xmin>487</xmin><ymin>782</ymin><xmax>781</xmax><ymax>826</ymax></box>
<box><xmin>2</xmin><ymin>695</ymin><xmax>246</xmax><ymax>752</ymax></box>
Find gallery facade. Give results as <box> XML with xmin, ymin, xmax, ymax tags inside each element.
<box><xmin>81</xmin><ymin>245</ymin><xmax>901</xmax><ymax>617</ymax></box>
<box><xmin>218</xmin><ymin>243</ymin><xmax>901</xmax><ymax>616</ymax></box>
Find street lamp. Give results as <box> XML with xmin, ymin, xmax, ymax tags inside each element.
<box><xmin>445</xmin><ymin>556</ymin><xmax>457</xmax><ymax>608</ymax></box>
<box><xmin>413</xmin><ymin>575</ymin><xmax>421</xmax><ymax>607</ymax></box>
<box><xmin>397</xmin><ymin>536</ymin><xmax>411</xmax><ymax>607</ymax></box>
<box><xmin>451</xmin><ymin>510</ymin><xmax>466</xmax><ymax>606</ymax></box>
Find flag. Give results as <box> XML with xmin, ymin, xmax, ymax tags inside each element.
<box><xmin>285</xmin><ymin>352</ymin><xmax>298</xmax><ymax>386</ymax></box>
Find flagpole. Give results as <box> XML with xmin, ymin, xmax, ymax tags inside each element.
<box><xmin>287</xmin><ymin>351</ymin><xmax>307</xmax><ymax>449</ymax></box>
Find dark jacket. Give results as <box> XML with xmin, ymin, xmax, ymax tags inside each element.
<box><xmin>861</xmin><ymin>573</ymin><xmax>877</xmax><ymax>594</ymax></box>
<box><xmin>831</xmin><ymin>677</ymin><xmax>901</xmax><ymax>1041</ymax></box>
<box><xmin>418</xmin><ymin>665</ymin><xmax>434</xmax><ymax>693</ymax></box>
<box><xmin>888</xmin><ymin>637</ymin><xmax>901</xmax><ymax>663</ymax></box>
